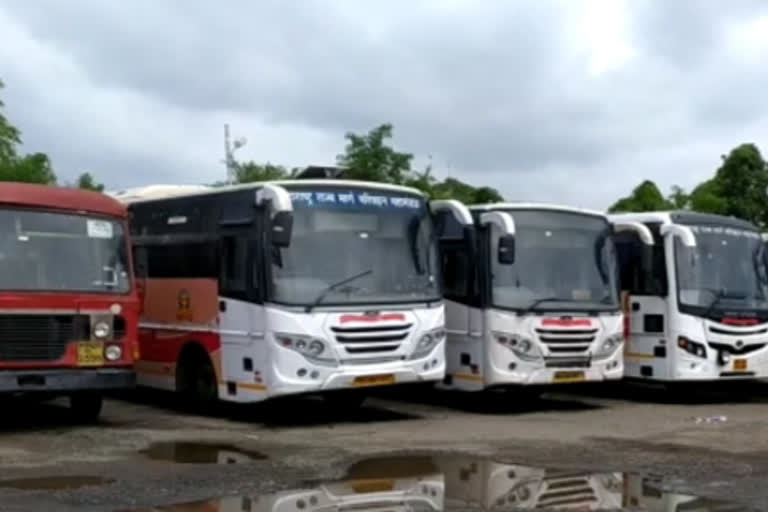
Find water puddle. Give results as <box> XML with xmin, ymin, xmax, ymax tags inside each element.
<box><xmin>0</xmin><ymin>475</ymin><xmax>114</xmax><ymax>491</ymax></box>
<box><xmin>140</xmin><ymin>441</ymin><xmax>267</xmax><ymax>464</ymax></box>
<box><xmin>121</xmin><ymin>454</ymin><xmax>751</xmax><ymax>511</ymax></box>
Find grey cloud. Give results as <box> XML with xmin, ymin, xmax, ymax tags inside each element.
<box><xmin>2</xmin><ymin>0</ymin><xmax>768</xmax><ymax>207</ymax></box>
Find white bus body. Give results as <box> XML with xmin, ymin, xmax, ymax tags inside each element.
<box><xmin>113</xmin><ymin>179</ymin><xmax>473</xmax><ymax>406</ymax></box>
<box><xmin>609</xmin><ymin>211</ymin><xmax>768</xmax><ymax>382</ymax></box>
<box><xmin>435</xmin><ymin>203</ymin><xmax>653</xmax><ymax>390</ymax></box>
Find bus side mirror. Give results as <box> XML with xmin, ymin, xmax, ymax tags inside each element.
<box><xmin>271</xmin><ymin>211</ymin><xmax>293</xmax><ymax>248</ymax></box>
<box><xmin>498</xmin><ymin>235</ymin><xmax>515</xmax><ymax>264</ymax></box>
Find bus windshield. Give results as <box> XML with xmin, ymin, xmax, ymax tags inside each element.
<box><xmin>490</xmin><ymin>210</ymin><xmax>619</xmax><ymax>312</ymax></box>
<box><xmin>270</xmin><ymin>188</ymin><xmax>439</xmax><ymax>306</ymax></box>
<box><xmin>0</xmin><ymin>208</ymin><xmax>131</xmax><ymax>293</ymax></box>
<box><xmin>675</xmin><ymin>225</ymin><xmax>768</xmax><ymax>312</ymax></box>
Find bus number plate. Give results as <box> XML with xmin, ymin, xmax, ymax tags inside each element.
<box><xmin>352</xmin><ymin>374</ymin><xmax>396</xmax><ymax>387</ymax></box>
<box><xmin>77</xmin><ymin>342</ymin><xmax>104</xmax><ymax>366</ymax></box>
<box><xmin>553</xmin><ymin>371</ymin><xmax>585</xmax><ymax>383</ymax></box>
<box><xmin>734</xmin><ymin>359</ymin><xmax>747</xmax><ymax>371</ymax></box>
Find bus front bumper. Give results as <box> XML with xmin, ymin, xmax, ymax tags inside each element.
<box><xmin>0</xmin><ymin>368</ymin><xmax>136</xmax><ymax>393</ymax></box>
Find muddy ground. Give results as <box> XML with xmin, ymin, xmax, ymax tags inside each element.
<box><xmin>1</xmin><ymin>382</ymin><xmax>768</xmax><ymax>511</ymax></box>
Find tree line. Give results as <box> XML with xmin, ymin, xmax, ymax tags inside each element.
<box><xmin>3</xmin><ymin>76</ymin><xmax>767</xmax><ymax>218</ymax></box>
<box><xmin>609</xmin><ymin>143</ymin><xmax>768</xmax><ymax>227</ymax></box>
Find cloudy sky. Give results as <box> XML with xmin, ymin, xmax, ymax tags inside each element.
<box><xmin>1</xmin><ymin>0</ymin><xmax>768</xmax><ymax>210</ymax></box>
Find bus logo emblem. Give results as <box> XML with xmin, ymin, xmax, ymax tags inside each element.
<box><xmin>176</xmin><ymin>289</ymin><xmax>193</xmax><ymax>321</ymax></box>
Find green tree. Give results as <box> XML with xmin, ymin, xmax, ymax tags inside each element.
<box><xmin>0</xmin><ymin>152</ymin><xmax>56</xmax><ymax>184</ymax></box>
<box><xmin>711</xmin><ymin>143</ymin><xmax>768</xmax><ymax>226</ymax></box>
<box><xmin>688</xmin><ymin>178</ymin><xmax>726</xmax><ymax>214</ymax></box>
<box><xmin>235</xmin><ymin>162</ymin><xmax>290</xmax><ymax>183</ymax></box>
<box><xmin>336</xmin><ymin>123</ymin><xmax>414</xmax><ymax>184</ymax></box>
<box><xmin>0</xmin><ymin>80</ymin><xmax>20</xmax><ymax>164</ymax></box>
<box><xmin>608</xmin><ymin>180</ymin><xmax>672</xmax><ymax>213</ymax></box>
<box><xmin>339</xmin><ymin>124</ymin><xmax>504</xmax><ymax>203</ymax></box>
<box><xmin>75</xmin><ymin>172</ymin><xmax>104</xmax><ymax>191</ymax></box>
<box><xmin>0</xmin><ymin>79</ymin><xmax>57</xmax><ymax>184</ymax></box>
<box><xmin>430</xmin><ymin>177</ymin><xmax>503</xmax><ymax>204</ymax></box>
<box><xmin>667</xmin><ymin>185</ymin><xmax>689</xmax><ymax>209</ymax></box>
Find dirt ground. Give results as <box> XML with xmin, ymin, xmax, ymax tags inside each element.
<box><xmin>1</xmin><ymin>382</ymin><xmax>768</xmax><ymax>511</ymax></box>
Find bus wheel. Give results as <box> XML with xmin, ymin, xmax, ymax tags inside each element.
<box><xmin>323</xmin><ymin>391</ymin><xmax>367</xmax><ymax>411</ymax></box>
<box><xmin>69</xmin><ymin>392</ymin><xmax>103</xmax><ymax>423</ymax></box>
<box><xmin>177</xmin><ymin>348</ymin><xmax>218</xmax><ymax>413</ymax></box>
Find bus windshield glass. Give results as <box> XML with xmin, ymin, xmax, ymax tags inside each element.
<box><xmin>491</xmin><ymin>210</ymin><xmax>618</xmax><ymax>312</ymax></box>
<box><xmin>271</xmin><ymin>188</ymin><xmax>439</xmax><ymax>306</ymax></box>
<box><xmin>0</xmin><ymin>208</ymin><xmax>131</xmax><ymax>293</ymax></box>
<box><xmin>675</xmin><ymin>225</ymin><xmax>768</xmax><ymax>312</ymax></box>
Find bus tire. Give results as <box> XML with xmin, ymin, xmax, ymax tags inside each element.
<box><xmin>177</xmin><ymin>345</ymin><xmax>219</xmax><ymax>414</ymax></box>
<box><xmin>323</xmin><ymin>391</ymin><xmax>367</xmax><ymax>410</ymax></box>
<box><xmin>69</xmin><ymin>392</ymin><xmax>103</xmax><ymax>423</ymax></box>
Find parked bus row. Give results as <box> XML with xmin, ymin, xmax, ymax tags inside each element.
<box><xmin>0</xmin><ymin>167</ymin><xmax>766</xmax><ymax>419</ymax></box>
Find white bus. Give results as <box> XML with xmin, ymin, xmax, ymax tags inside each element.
<box><xmin>609</xmin><ymin>211</ymin><xmax>768</xmax><ymax>382</ymax></box>
<box><xmin>112</xmin><ymin>177</ymin><xmax>482</xmax><ymax>409</ymax></box>
<box><xmin>434</xmin><ymin>202</ymin><xmax>653</xmax><ymax>391</ymax></box>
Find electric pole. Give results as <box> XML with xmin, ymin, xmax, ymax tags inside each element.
<box><xmin>223</xmin><ymin>123</ymin><xmax>247</xmax><ymax>185</ymax></box>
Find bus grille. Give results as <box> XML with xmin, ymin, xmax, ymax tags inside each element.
<box><xmin>535</xmin><ymin>328</ymin><xmax>598</xmax><ymax>354</ymax></box>
<box><xmin>536</xmin><ymin>471</ymin><xmax>598</xmax><ymax>509</ymax></box>
<box><xmin>0</xmin><ymin>314</ymin><xmax>90</xmax><ymax>362</ymax></box>
<box><xmin>331</xmin><ymin>323</ymin><xmax>413</xmax><ymax>355</ymax></box>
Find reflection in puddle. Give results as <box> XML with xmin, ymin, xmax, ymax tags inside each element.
<box><xmin>121</xmin><ymin>455</ymin><xmax>750</xmax><ymax>511</ymax></box>
<box><xmin>140</xmin><ymin>441</ymin><xmax>267</xmax><ymax>464</ymax></box>
<box><xmin>0</xmin><ymin>475</ymin><xmax>114</xmax><ymax>490</ymax></box>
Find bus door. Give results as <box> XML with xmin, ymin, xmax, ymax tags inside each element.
<box><xmin>217</xmin><ymin>213</ymin><xmax>265</xmax><ymax>350</ymax></box>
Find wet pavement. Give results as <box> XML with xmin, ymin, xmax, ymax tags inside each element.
<box><xmin>1</xmin><ymin>384</ymin><xmax>768</xmax><ymax>510</ymax></box>
<box><xmin>118</xmin><ymin>455</ymin><xmax>751</xmax><ymax>512</ymax></box>
<box><xmin>139</xmin><ymin>442</ymin><xmax>267</xmax><ymax>464</ymax></box>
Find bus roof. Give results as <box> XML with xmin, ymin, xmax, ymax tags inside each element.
<box><xmin>109</xmin><ymin>179</ymin><xmax>426</xmax><ymax>205</ymax></box>
<box><xmin>608</xmin><ymin>210</ymin><xmax>758</xmax><ymax>231</ymax></box>
<box><xmin>0</xmin><ymin>182</ymin><xmax>126</xmax><ymax>217</ymax></box>
<box><xmin>469</xmin><ymin>202</ymin><xmax>607</xmax><ymax>219</ymax></box>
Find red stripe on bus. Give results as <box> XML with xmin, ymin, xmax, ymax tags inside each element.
<box><xmin>541</xmin><ymin>318</ymin><xmax>592</xmax><ymax>327</ymax></box>
<box><xmin>721</xmin><ymin>318</ymin><xmax>759</xmax><ymax>326</ymax></box>
<box><xmin>340</xmin><ymin>314</ymin><xmax>406</xmax><ymax>324</ymax></box>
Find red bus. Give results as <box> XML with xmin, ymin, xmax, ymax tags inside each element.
<box><xmin>0</xmin><ymin>183</ymin><xmax>138</xmax><ymax>421</ymax></box>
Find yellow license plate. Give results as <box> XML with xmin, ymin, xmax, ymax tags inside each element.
<box><xmin>351</xmin><ymin>479</ymin><xmax>395</xmax><ymax>493</ymax></box>
<box><xmin>77</xmin><ymin>342</ymin><xmax>104</xmax><ymax>366</ymax></box>
<box><xmin>553</xmin><ymin>371</ymin><xmax>585</xmax><ymax>383</ymax></box>
<box><xmin>352</xmin><ymin>374</ymin><xmax>396</xmax><ymax>387</ymax></box>
<box><xmin>734</xmin><ymin>359</ymin><xmax>748</xmax><ymax>371</ymax></box>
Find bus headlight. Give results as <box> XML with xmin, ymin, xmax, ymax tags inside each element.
<box><xmin>492</xmin><ymin>332</ymin><xmax>541</xmax><ymax>361</ymax></box>
<box><xmin>595</xmin><ymin>333</ymin><xmax>623</xmax><ymax>359</ymax></box>
<box><xmin>678</xmin><ymin>336</ymin><xmax>707</xmax><ymax>358</ymax></box>
<box><xmin>274</xmin><ymin>333</ymin><xmax>337</xmax><ymax>365</ymax></box>
<box><xmin>104</xmin><ymin>344</ymin><xmax>122</xmax><ymax>361</ymax></box>
<box><xmin>410</xmin><ymin>328</ymin><xmax>445</xmax><ymax>360</ymax></box>
<box><xmin>93</xmin><ymin>321</ymin><xmax>110</xmax><ymax>339</ymax></box>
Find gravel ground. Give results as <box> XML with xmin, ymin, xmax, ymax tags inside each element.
<box><xmin>0</xmin><ymin>382</ymin><xmax>767</xmax><ymax>511</ymax></box>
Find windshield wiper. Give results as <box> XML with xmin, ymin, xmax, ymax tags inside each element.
<box><xmin>522</xmin><ymin>297</ymin><xmax>581</xmax><ymax>314</ymax></box>
<box><xmin>305</xmin><ymin>269</ymin><xmax>373</xmax><ymax>313</ymax></box>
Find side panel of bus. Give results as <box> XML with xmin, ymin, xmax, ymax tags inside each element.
<box><xmin>614</xmin><ymin>222</ymin><xmax>672</xmax><ymax>380</ymax></box>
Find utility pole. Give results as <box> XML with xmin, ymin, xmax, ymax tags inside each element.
<box><xmin>223</xmin><ymin>123</ymin><xmax>247</xmax><ymax>185</ymax></box>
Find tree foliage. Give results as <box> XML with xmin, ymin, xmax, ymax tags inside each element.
<box><xmin>608</xmin><ymin>180</ymin><xmax>672</xmax><ymax>213</ymax></box>
<box><xmin>336</xmin><ymin>123</ymin><xmax>504</xmax><ymax>203</ymax></box>
<box><xmin>611</xmin><ymin>143</ymin><xmax>768</xmax><ymax>228</ymax></box>
<box><xmin>75</xmin><ymin>172</ymin><xmax>105</xmax><ymax>192</ymax></box>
